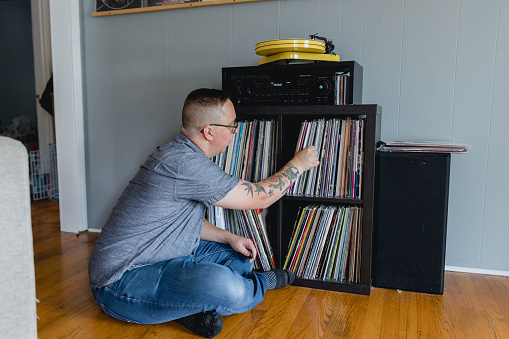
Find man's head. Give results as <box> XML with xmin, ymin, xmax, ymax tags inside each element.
<box><xmin>181</xmin><ymin>88</ymin><xmax>237</xmax><ymax>157</ymax></box>
<box><xmin>182</xmin><ymin>88</ymin><xmax>232</xmax><ymax>132</ymax></box>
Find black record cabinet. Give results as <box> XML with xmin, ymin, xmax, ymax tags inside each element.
<box><xmin>223</xmin><ymin>61</ymin><xmax>381</xmax><ymax>295</ymax></box>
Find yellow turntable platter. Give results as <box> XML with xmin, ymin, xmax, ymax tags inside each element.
<box><xmin>255</xmin><ymin>39</ymin><xmax>326</xmax><ymax>56</ymax></box>
<box><xmin>258</xmin><ymin>52</ymin><xmax>340</xmax><ymax>65</ymax></box>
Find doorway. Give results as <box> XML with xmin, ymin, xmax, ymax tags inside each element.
<box><xmin>0</xmin><ymin>0</ymin><xmax>53</xmax><ymax>152</ymax></box>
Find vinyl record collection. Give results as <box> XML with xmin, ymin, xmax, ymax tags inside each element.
<box><xmin>207</xmin><ymin>208</ymin><xmax>275</xmax><ymax>272</ymax></box>
<box><xmin>212</xmin><ymin>120</ymin><xmax>277</xmax><ymax>182</ymax></box>
<box><xmin>208</xmin><ymin>119</ymin><xmax>277</xmax><ymax>271</ymax></box>
<box><xmin>288</xmin><ymin>117</ymin><xmax>365</xmax><ymax>199</ymax></box>
<box><xmin>283</xmin><ymin>204</ymin><xmax>362</xmax><ymax>283</ymax></box>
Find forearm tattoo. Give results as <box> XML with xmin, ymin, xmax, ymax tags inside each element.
<box><xmin>254</xmin><ymin>183</ymin><xmax>267</xmax><ymax>195</ymax></box>
<box><xmin>242</xmin><ymin>162</ymin><xmax>300</xmax><ymax>198</ymax></box>
<box><xmin>282</xmin><ymin>162</ymin><xmax>299</xmax><ymax>180</ymax></box>
<box><xmin>242</xmin><ymin>182</ymin><xmax>254</xmax><ymax>197</ymax></box>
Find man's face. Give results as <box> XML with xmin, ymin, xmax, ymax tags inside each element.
<box><xmin>215</xmin><ymin>100</ymin><xmax>238</xmax><ymax>154</ymax></box>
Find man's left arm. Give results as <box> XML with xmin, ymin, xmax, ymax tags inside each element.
<box><xmin>201</xmin><ymin>219</ymin><xmax>257</xmax><ymax>262</ymax></box>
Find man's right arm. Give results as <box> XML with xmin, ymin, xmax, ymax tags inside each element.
<box><xmin>214</xmin><ymin>146</ymin><xmax>320</xmax><ymax>210</ymax></box>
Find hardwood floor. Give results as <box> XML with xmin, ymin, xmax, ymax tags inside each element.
<box><xmin>32</xmin><ymin>199</ymin><xmax>509</xmax><ymax>338</ymax></box>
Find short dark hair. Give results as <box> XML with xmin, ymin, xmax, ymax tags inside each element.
<box><xmin>182</xmin><ymin>89</ymin><xmax>231</xmax><ymax>129</ymax></box>
<box><xmin>184</xmin><ymin>88</ymin><xmax>230</xmax><ymax>110</ymax></box>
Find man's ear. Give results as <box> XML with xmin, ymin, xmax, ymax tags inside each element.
<box><xmin>201</xmin><ymin>125</ymin><xmax>214</xmax><ymax>141</ymax></box>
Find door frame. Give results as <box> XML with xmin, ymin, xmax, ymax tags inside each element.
<box><xmin>48</xmin><ymin>0</ymin><xmax>88</xmax><ymax>233</ymax></box>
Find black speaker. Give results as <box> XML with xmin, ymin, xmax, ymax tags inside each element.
<box><xmin>373</xmin><ymin>152</ymin><xmax>451</xmax><ymax>294</ymax></box>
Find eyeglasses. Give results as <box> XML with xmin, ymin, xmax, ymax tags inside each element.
<box><xmin>200</xmin><ymin>123</ymin><xmax>238</xmax><ymax>134</ymax></box>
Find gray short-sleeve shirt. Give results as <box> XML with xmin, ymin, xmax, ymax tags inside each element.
<box><xmin>88</xmin><ymin>133</ymin><xmax>239</xmax><ymax>288</ymax></box>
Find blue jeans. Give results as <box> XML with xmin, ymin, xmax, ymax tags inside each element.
<box><xmin>92</xmin><ymin>241</ymin><xmax>269</xmax><ymax>324</ymax></box>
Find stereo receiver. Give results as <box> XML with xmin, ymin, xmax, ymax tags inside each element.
<box><xmin>222</xmin><ymin>61</ymin><xmax>362</xmax><ymax>106</ymax></box>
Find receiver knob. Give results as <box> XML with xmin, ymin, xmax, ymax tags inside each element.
<box><xmin>314</xmin><ymin>79</ymin><xmax>331</xmax><ymax>95</ymax></box>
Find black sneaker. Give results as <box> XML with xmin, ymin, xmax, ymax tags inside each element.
<box><xmin>175</xmin><ymin>311</ymin><xmax>223</xmax><ymax>338</ymax></box>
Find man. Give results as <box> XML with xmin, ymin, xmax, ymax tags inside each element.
<box><xmin>88</xmin><ymin>88</ymin><xmax>319</xmax><ymax>337</ymax></box>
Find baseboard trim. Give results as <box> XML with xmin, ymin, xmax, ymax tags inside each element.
<box><xmin>88</xmin><ymin>228</ymin><xmax>102</xmax><ymax>233</ymax></box>
<box><xmin>445</xmin><ymin>265</ymin><xmax>509</xmax><ymax>277</ymax></box>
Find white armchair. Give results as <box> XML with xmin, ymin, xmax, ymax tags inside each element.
<box><xmin>0</xmin><ymin>136</ymin><xmax>38</xmax><ymax>338</ymax></box>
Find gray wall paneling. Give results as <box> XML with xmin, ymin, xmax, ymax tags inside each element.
<box><xmin>279</xmin><ymin>0</ymin><xmax>300</xmax><ymax>39</ymax></box>
<box><xmin>479</xmin><ymin>0</ymin><xmax>509</xmax><ymax>271</ymax></box>
<box><xmin>80</xmin><ymin>0</ymin><xmax>509</xmax><ymax>272</ymax></box>
<box><xmin>398</xmin><ymin>1</ymin><xmax>458</xmax><ymax>141</ymax></box>
<box><xmin>231</xmin><ymin>2</ymin><xmax>280</xmax><ymax>67</ymax></box>
<box><xmin>83</xmin><ymin>12</ymin><xmax>135</xmax><ymax>226</ymax></box>
<box><xmin>447</xmin><ymin>0</ymin><xmax>499</xmax><ymax>268</ymax></box>
<box><xmin>340</xmin><ymin>0</ymin><xmax>364</xmax><ymax>63</ymax></box>
<box><xmin>362</xmin><ymin>0</ymin><xmax>404</xmax><ymax>139</ymax></box>
<box><xmin>203</xmin><ymin>6</ymin><xmax>233</xmax><ymax>87</ymax></box>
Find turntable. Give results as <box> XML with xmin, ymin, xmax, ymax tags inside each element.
<box><xmin>256</xmin><ymin>34</ymin><xmax>340</xmax><ymax>65</ymax></box>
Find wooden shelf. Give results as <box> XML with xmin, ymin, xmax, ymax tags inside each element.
<box><xmin>293</xmin><ymin>277</ymin><xmax>371</xmax><ymax>295</ymax></box>
<box><xmin>282</xmin><ymin>195</ymin><xmax>364</xmax><ymax>206</ymax></box>
<box><xmin>93</xmin><ymin>0</ymin><xmax>276</xmax><ymax>17</ymax></box>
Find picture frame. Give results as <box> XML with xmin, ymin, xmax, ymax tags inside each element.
<box><xmin>93</xmin><ymin>0</ymin><xmax>276</xmax><ymax>16</ymax></box>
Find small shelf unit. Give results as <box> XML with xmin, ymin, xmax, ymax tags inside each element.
<box><xmin>236</xmin><ymin>104</ymin><xmax>382</xmax><ymax>295</ymax></box>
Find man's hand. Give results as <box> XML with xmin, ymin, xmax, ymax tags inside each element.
<box><xmin>201</xmin><ymin>220</ymin><xmax>257</xmax><ymax>262</ymax></box>
<box><xmin>227</xmin><ymin>233</ymin><xmax>257</xmax><ymax>263</ymax></box>
<box><xmin>291</xmin><ymin>145</ymin><xmax>320</xmax><ymax>173</ymax></box>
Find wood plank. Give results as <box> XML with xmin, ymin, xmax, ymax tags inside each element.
<box><xmin>471</xmin><ymin>274</ymin><xmax>509</xmax><ymax>337</ymax></box>
<box><xmin>242</xmin><ymin>286</ymin><xmax>310</xmax><ymax>338</ymax></box>
<box><xmin>92</xmin><ymin>0</ymin><xmax>277</xmax><ymax>17</ymax></box>
<box><xmin>359</xmin><ymin>287</ymin><xmax>385</xmax><ymax>338</ymax></box>
<box><xmin>379</xmin><ymin>289</ymin><xmax>402</xmax><ymax>338</ymax></box>
<box><xmin>441</xmin><ymin>271</ymin><xmax>473</xmax><ymax>338</ymax></box>
<box><xmin>288</xmin><ymin>289</ymin><xmax>367</xmax><ymax>338</ymax></box>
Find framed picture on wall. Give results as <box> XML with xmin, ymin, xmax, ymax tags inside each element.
<box><xmin>95</xmin><ymin>0</ymin><xmax>201</xmax><ymax>12</ymax></box>
<box><xmin>93</xmin><ymin>0</ymin><xmax>276</xmax><ymax>16</ymax></box>
<box><xmin>96</xmin><ymin>0</ymin><xmax>142</xmax><ymax>11</ymax></box>
<box><xmin>147</xmin><ymin>0</ymin><xmax>201</xmax><ymax>6</ymax></box>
